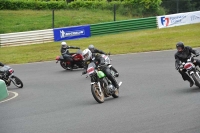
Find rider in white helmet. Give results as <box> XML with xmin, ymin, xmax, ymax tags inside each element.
<box><xmin>60</xmin><ymin>41</ymin><xmax>80</xmax><ymax>68</ymax></box>
<box><xmin>82</xmin><ymin>49</ymin><xmax>119</xmax><ymax>89</ymax></box>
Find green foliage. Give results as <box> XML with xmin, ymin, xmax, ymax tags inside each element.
<box><xmin>0</xmin><ymin>0</ymin><xmax>68</xmax><ymax>10</ymax></box>
<box><xmin>161</xmin><ymin>0</ymin><xmax>200</xmax><ymax>14</ymax></box>
<box><xmin>0</xmin><ymin>0</ymin><xmax>163</xmax><ymax>16</ymax></box>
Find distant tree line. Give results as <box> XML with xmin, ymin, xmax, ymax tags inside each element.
<box><xmin>159</xmin><ymin>0</ymin><xmax>199</xmax><ymax>14</ymax></box>
<box><xmin>0</xmin><ymin>0</ymin><xmax>199</xmax><ymax>15</ymax></box>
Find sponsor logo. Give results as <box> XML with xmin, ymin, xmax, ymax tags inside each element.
<box><xmin>160</xmin><ymin>15</ymin><xmax>186</xmax><ymax>27</ymax></box>
<box><xmin>60</xmin><ymin>30</ymin><xmax>85</xmax><ymax>38</ymax></box>
<box><xmin>161</xmin><ymin>17</ymin><xmax>170</xmax><ymax>26</ymax></box>
<box><xmin>191</xmin><ymin>15</ymin><xmax>200</xmax><ymax>21</ymax></box>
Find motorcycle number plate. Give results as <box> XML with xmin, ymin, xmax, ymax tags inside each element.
<box><xmin>87</xmin><ymin>67</ymin><xmax>94</xmax><ymax>75</ymax></box>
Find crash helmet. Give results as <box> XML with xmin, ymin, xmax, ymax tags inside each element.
<box><xmin>82</xmin><ymin>48</ymin><xmax>92</xmax><ymax>61</ymax></box>
<box><xmin>61</xmin><ymin>42</ymin><xmax>67</xmax><ymax>48</ymax></box>
<box><xmin>176</xmin><ymin>42</ymin><xmax>184</xmax><ymax>51</ymax></box>
<box><xmin>88</xmin><ymin>44</ymin><xmax>95</xmax><ymax>52</ymax></box>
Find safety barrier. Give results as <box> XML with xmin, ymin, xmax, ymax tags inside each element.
<box><xmin>0</xmin><ymin>29</ymin><xmax>54</xmax><ymax>47</ymax></box>
<box><xmin>3</xmin><ymin>11</ymin><xmax>200</xmax><ymax>46</ymax></box>
<box><xmin>157</xmin><ymin>11</ymin><xmax>200</xmax><ymax>29</ymax></box>
<box><xmin>0</xmin><ymin>17</ymin><xmax>157</xmax><ymax>46</ymax></box>
<box><xmin>0</xmin><ymin>80</ymin><xmax>8</xmax><ymax>101</ymax></box>
<box><xmin>90</xmin><ymin>17</ymin><xmax>157</xmax><ymax>36</ymax></box>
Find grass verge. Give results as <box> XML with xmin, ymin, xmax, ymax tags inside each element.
<box><xmin>0</xmin><ymin>23</ymin><xmax>200</xmax><ymax>64</ymax></box>
<box><xmin>0</xmin><ymin>9</ymin><xmax>132</xmax><ymax>34</ymax></box>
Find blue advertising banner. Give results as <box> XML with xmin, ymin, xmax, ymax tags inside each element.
<box><xmin>53</xmin><ymin>25</ymin><xmax>91</xmax><ymax>41</ymax></box>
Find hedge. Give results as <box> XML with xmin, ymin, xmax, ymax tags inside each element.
<box><xmin>0</xmin><ymin>0</ymin><xmax>163</xmax><ymax>16</ymax></box>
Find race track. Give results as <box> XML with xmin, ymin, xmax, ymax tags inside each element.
<box><xmin>1</xmin><ymin>50</ymin><xmax>200</xmax><ymax>133</ymax></box>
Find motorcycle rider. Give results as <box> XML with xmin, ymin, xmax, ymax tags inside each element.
<box><xmin>60</xmin><ymin>41</ymin><xmax>80</xmax><ymax>69</ymax></box>
<box><xmin>88</xmin><ymin>44</ymin><xmax>106</xmax><ymax>55</ymax></box>
<box><xmin>175</xmin><ymin>42</ymin><xmax>200</xmax><ymax>87</ymax></box>
<box><xmin>0</xmin><ymin>62</ymin><xmax>4</xmax><ymax>79</ymax></box>
<box><xmin>82</xmin><ymin>48</ymin><xmax>119</xmax><ymax>89</ymax></box>
<box><xmin>88</xmin><ymin>44</ymin><xmax>119</xmax><ymax>77</ymax></box>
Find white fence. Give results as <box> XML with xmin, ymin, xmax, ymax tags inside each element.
<box><xmin>0</xmin><ymin>29</ymin><xmax>54</xmax><ymax>47</ymax></box>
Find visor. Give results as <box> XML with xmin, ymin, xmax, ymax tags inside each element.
<box><xmin>83</xmin><ymin>53</ymin><xmax>89</xmax><ymax>58</ymax></box>
<box><xmin>177</xmin><ymin>47</ymin><xmax>183</xmax><ymax>51</ymax></box>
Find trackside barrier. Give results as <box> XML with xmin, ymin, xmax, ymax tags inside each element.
<box><xmin>0</xmin><ymin>79</ymin><xmax>8</xmax><ymax>101</ymax></box>
<box><xmin>0</xmin><ymin>29</ymin><xmax>54</xmax><ymax>47</ymax></box>
<box><xmin>157</xmin><ymin>11</ymin><xmax>200</xmax><ymax>29</ymax></box>
<box><xmin>1</xmin><ymin>11</ymin><xmax>199</xmax><ymax>46</ymax></box>
<box><xmin>90</xmin><ymin>17</ymin><xmax>157</xmax><ymax>36</ymax></box>
<box><xmin>53</xmin><ymin>25</ymin><xmax>91</xmax><ymax>41</ymax></box>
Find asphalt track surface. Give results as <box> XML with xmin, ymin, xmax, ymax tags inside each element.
<box><xmin>1</xmin><ymin>50</ymin><xmax>200</xmax><ymax>133</ymax></box>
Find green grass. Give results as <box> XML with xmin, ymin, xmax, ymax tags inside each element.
<box><xmin>0</xmin><ymin>9</ymin><xmax>132</xmax><ymax>34</ymax></box>
<box><xmin>0</xmin><ymin>23</ymin><xmax>200</xmax><ymax>64</ymax></box>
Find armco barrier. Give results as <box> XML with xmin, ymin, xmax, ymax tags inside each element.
<box><xmin>0</xmin><ymin>29</ymin><xmax>54</xmax><ymax>47</ymax></box>
<box><xmin>90</xmin><ymin>17</ymin><xmax>157</xmax><ymax>36</ymax></box>
<box><xmin>0</xmin><ymin>80</ymin><xmax>8</xmax><ymax>101</ymax></box>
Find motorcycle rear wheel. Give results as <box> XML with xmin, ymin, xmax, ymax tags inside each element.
<box><xmin>91</xmin><ymin>83</ymin><xmax>104</xmax><ymax>103</ymax></box>
<box><xmin>11</xmin><ymin>76</ymin><xmax>23</xmax><ymax>88</ymax></box>
<box><xmin>191</xmin><ymin>73</ymin><xmax>200</xmax><ymax>88</ymax></box>
<box><xmin>60</xmin><ymin>61</ymin><xmax>70</xmax><ymax>70</ymax></box>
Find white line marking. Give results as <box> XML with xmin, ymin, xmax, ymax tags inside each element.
<box><xmin>0</xmin><ymin>91</ymin><xmax>18</xmax><ymax>103</ymax></box>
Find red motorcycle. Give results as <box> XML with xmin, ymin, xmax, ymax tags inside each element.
<box><xmin>56</xmin><ymin>49</ymin><xmax>84</xmax><ymax>70</ymax></box>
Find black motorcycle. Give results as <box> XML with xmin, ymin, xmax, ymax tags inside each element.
<box><xmin>0</xmin><ymin>65</ymin><xmax>23</xmax><ymax>88</ymax></box>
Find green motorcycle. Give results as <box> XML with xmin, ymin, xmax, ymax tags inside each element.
<box><xmin>87</xmin><ymin>62</ymin><xmax>122</xmax><ymax>103</ymax></box>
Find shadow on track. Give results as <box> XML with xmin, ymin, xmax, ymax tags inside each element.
<box><xmin>7</xmin><ymin>86</ymin><xmax>23</xmax><ymax>91</ymax></box>
<box><xmin>174</xmin><ymin>87</ymin><xmax>200</xmax><ymax>94</ymax></box>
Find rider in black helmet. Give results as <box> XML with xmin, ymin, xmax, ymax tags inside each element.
<box><xmin>174</xmin><ymin>42</ymin><xmax>200</xmax><ymax>87</ymax></box>
<box><xmin>88</xmin><ymin>44</ymin><xmax>119</xmax><ymax>77</ymax></box>
<box><xmin>88</xmin><ymin>44</ymin><xmax>106</xmax><ymax>55</ymax></box>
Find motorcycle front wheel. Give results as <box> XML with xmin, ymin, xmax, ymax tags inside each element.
<box><xmin>191</xmin><ymin>73</ymin><xmax>200</xmax><ymax>88</ymax></box>
<box><xmin>91</xmin><ymin>83</ymin><xmax>104</xmax><ymax>103</ymax></box>
<box><xmin>11</xmin><ymin>76</ymin><xmax>23</xmax><ymax>88</ymax></box>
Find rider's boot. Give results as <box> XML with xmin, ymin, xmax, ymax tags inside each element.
<box><xmin>188</xmin><ymin>78</ymin><xmax>194</xmax><ymax>87</ymax></box>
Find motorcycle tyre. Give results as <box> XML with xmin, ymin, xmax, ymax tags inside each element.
<box><xmin>11</xmin><ymin>75</ymin><xmax>23</xmax><ymax>88</ymax></box>
<box><xmin>91</xmin><ymin>83</ymin><xmax>104</xmax><ymax>103</ymax></box>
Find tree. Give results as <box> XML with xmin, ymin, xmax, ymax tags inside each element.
<box><xmin>161</xmin><ymin>0</ymin><xmax>199</xmax><ymax>14</ymax></box>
